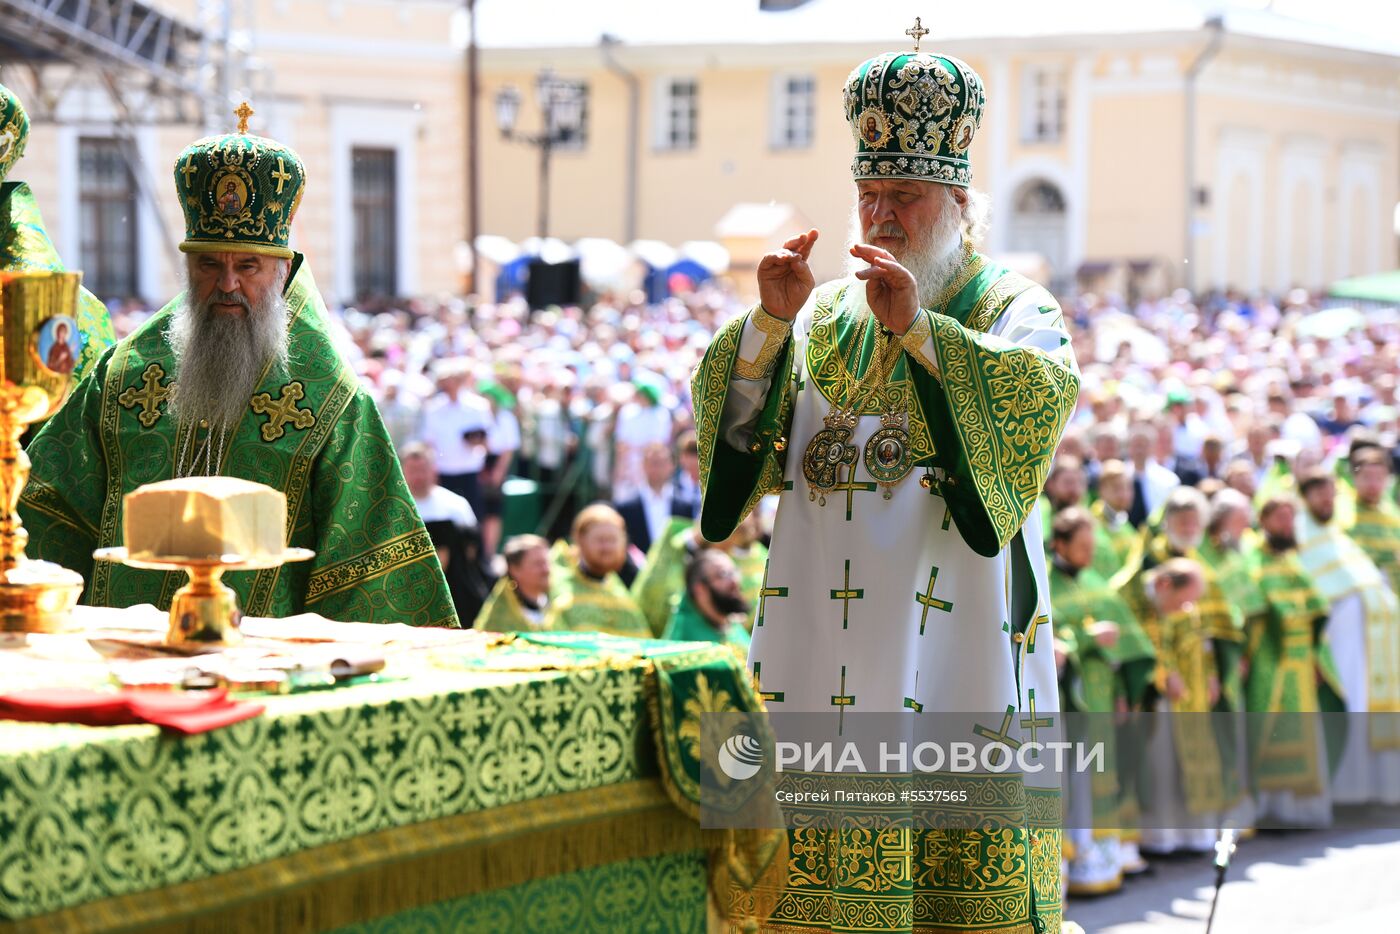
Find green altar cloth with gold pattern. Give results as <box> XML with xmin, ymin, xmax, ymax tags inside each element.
<box><xmin>0</xmin><ymin>625</ymin><xmax>763</xmax><ymax>932</ymax></box>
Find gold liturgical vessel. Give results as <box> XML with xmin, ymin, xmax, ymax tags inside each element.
<box><xmin>0</xmin><ymin>271</ymin><xmax>85</xmax><ymax>632</ymax></box>
<box><xmin>93</xmin><ymin>546</ymin><xmax>313</xmax><ymax>645</ymax></box>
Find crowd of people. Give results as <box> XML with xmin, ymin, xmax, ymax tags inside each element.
<box><xmin>109</xmin><ymin>271</ymin><xmax>1400</xmax><ymax>904</ymax></box>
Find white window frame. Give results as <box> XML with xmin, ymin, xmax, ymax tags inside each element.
<box><xmin>1020</xmin><ymin>65</ymin><xmax>1066</xmax><ymax>144</ymax></box>
<box><xmin>653</xmin><ymin>76</ymin><xmax>698</xmax><ymax>151</ymax></box>
<box><xmin>330</xmin><ymin>102</ymin><xmax>421</xmax><ymax>303</ymax></box>
<box><xmin>770</xmin><ymin>72</ymin><xmax>815</xmax><ymax>150</ymax></box>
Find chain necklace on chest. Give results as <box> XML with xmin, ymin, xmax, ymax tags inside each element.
<box><xmin>175</xmin><ymin>421</ymin><xmax>230</xmax><ymax>478</ymax></box>
<box><xmin>801</xmin><ymin>243</ymin><xmax>976</xmax><ymax>506</ymax></box>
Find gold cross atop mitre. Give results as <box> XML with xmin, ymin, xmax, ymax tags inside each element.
<box><xmin>234</xmin><ymin>101</ymin><xmax>254</xmax><ymax>134</ymax></box>
<box><xmin>905</xmin><ymin>16</ymin><xmax>929</xmax><ymax>52</ymax></box>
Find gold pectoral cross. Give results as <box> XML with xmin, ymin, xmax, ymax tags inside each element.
<box><xmin>250</xmin><ymin>381</ymin><xmax>316</xmax><ymax>441</ymax></box>
<box><xmin>118</xmin><ymin>363</ymin><xmax>172</xmax><ymax>428</ymax></box>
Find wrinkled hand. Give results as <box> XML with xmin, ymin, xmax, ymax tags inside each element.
<box><xmin>757</xmin><ymin>229</ymin><xmax>819</xmax><ymax>320</ymax></box>
<box><xmin>1165</xmin><ymin>672</ymin><xmax>1185</xmax><ymax>702</ymax></box>
<box><xmin>1090</xmin><ymin>620</ymin><xmax>1120</xmax><ymax>649</ymax></box>
<box><xmin>1208</xmin><ymin>675</ymin><xmax>1221</xmax><ymax>707</ymax></box>
<box><xmin>850</xmin><ymin>243</ymin><xmax>919</xmax><ymax>334</ymax></box>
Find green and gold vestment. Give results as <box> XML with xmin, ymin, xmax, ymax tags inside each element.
<box><xmin>1348</xmin><ymin>501</ymin><xmax>1400</xmax><ymax>590</ymax></box>
<box><xmin>474</xmin><ymin>576</ymin><xmax>547</xmax><ymax>632</ymax></box>
<box><xmin>1050</xmin><ymin>562</ymin><xmax>1154</xmax><ymax>852</ymax></box>
<box><xmin>545</xmin><ymin>564</ymin><xmax>650</xmax><ymax>638</ymax></box>
<box><xmin>661</xmin><ymin>593</ymin><xmax>751</xmax><ymax>653</ymax></box>
<box><xmin>631</xmin><ymin>516</ymin><xmax>697</xmax><ymax>636</ymax></box>
<box><xmin>1242</xmin><ymin>542</ymin><xmax>1343</xmax><ymax>795</ymax></box>
<box><xmin>18</xmin><ymin>258</ymin><xmax>456</xmax><ymax>626</ymax></box>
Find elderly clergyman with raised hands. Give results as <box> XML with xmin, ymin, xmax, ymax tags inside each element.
<box><xmin>691</xmin><ymin>24</ymin><xmax>1081</xmax><ymax>934</ymax></box>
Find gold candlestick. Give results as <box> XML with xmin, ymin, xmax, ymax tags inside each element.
<box><xmin>0</xmin><ymin>271</ymin><xmax>85</xmax><ymax>632</ymax></box>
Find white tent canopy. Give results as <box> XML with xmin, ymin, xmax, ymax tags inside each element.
<box><xmin>575</xmin><ymin>237</ymin><xmax>637</xmax><ymax>290</ymax></box>
<box><xmin>628</xmin><ymin>239</ymin><xmax>678</xmax><ymax>270</ymax></box>
<box><xmin>518</xmin><ymin>236</ymin><xmax>576</xmax><ymax>264</ymax></box>
<box><xmin>679</xmin><ymin>240</ymin><xmax>730</xmax><ymax>275</ymax></box>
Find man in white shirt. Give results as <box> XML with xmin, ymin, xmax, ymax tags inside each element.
<box><xmin>417</xmin><ymin>363</ymin><xmax>494</xmax><ymax>519</ymax></box>
<box><xmin>613</xmin><ymin>380</ymin><xmax>673</xmax><ymax>500</ymax></box>
<box><xmin>615</xmin><ymin>442</ymin><xmax>693</xmax><ymax>561</ymax></box>
<box><xmin>481</xmin><ymin>381</ymin><xmax>522</xmax><ymax>556</ymax></box>
<box><xmin>1126</xmin><ymin>421</ymin><xmax>1180</xmax><ymax>527</ymax></box>
<box><xmin>400</xmin><ymin>441</ymin><xmax>485</xmax><ymax>622</ymax></box>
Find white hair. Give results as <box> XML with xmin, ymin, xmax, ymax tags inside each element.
<box><xmin>166</xmin><ymin>254</ymin><xmax>292</xmax><ymax>456</ymax></box>
<box><xmin>845</xmin><ymin>183</ymin><xmax>993</xmax><ymax>308</ymax></box>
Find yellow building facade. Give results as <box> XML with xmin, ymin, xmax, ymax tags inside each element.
<box><xmin>2</xmin><ymin>1</ymin><xmax>1396</xmax><ymax>302</ymax></box>
<box><xmin>479</xmin><ymin>15</ymin><xmax>1399</xmax><ymax>295</ymax></box>
<box><xmin>5</xmin><ymin>0</ymin><xmax>466</xmax><ymax>305</ymax></box>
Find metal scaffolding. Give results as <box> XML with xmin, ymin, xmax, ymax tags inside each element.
<box><xmin>0</xmin><ymin>0</ymin><xmax>260</xmax><ymax>260</ymax></box>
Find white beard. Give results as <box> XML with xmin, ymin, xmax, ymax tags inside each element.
<box><xmin>165</xmin><ymin>277</ymin><xmax>291</xmax><ymax>443</ymax></box>
<box><xmin>845</xmin><ymin>187</ymin><xmax>966</xmax><ymax>308</ymax></box>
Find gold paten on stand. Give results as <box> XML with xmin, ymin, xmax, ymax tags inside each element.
<box><xmin>93</xmin><ymin>548</ymin><xmax>314</xmax><ymax>645</ymax></box>
<box><xmin>0</xmin><ymin>271</ymin><xmax>85</xmax><ymax>633</ymax></box>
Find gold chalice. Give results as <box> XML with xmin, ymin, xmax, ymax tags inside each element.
<box><xmin>93</xmin><ymin>547</ymin><xmax>314</xmax><ymax>645</ymax></box>
<box><xmin>0</xmin><ymin>271</ymin><xmax>85</xmax><ymax>633</ymax></box>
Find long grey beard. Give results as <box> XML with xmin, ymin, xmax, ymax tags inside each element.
<box><xmin>846</xmin><ymin>190</ymin><xmax>966</xmax><ymax>308</ymax></box>
<box><xmin>165</xmin><ymin>285</ymin><xmax>291</xmax><ymax>442</ymax></box>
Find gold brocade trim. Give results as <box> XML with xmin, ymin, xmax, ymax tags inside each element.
<box><xmin>11</xmin><ymin>781</ymin><xmax>700</xmax><ymax>934</ymax></box>
<box><xmin>750</xmin><ymin>923</ymin><xmax>1039</xmax><ymax>934</ymax></box>
<box><xmin>734</xmin><ymin>306</ymin><xmax>793</xmax><ymax>380</ymax></box>
<box><xmin>930</xmin><ymin>312</ymin><xmax>1080</xmax><ymax>550</ymax></box>
<box><xmin>806</xmin><ymin>286</ymin><xmax>936</xmax><ymax>464</ymax></box>
<box><xmin>92</xmin><ymin>346</ymin><xmax>137</xmax><ymax>606</ymax></box>
<box><xmin>304</xmin><ymin>528</ymin><xmax>437</xmax><ymax>602</ymax></box>
<box><xmin>902</xmin><ymin>311</ymin><xmax>938</xmax><ymax>376</ymax></box>
<box><xmin>966</xmin><ymin>275</ymin><xmax>1029</xmax><ymax>333</ymax></box>
<box><xmin>691</xmin><ymin>303</ymin><xmax>796</xmax><ymax>532</ymax></box>
<box><xmin>16</xmin><ymin>494</ymin><xmax>98</xmax><ymax>541</ymax></box>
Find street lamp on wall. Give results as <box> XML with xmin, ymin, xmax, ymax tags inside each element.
<box><xmin>494</xmin><ymin>68</ymin><xmax>583</xmax><ymax>239</ymax></box>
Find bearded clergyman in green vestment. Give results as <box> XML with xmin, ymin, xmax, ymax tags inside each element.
<box><xmin>0</xmin><ymin>83</ymin><xmax>115</xmax><ymax>380</ymax></box>
<box><xmin>18</xmin><ymin>104</ymin><xmax>456</xmax><ymax>627</ymax></box>
<box><xmin>1245</xmin><ymin>496</ymin><xmax>1343</xmax><ymax>825</ymax></box>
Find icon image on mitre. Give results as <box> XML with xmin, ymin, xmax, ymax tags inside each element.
<box><xmin>214</xmin><ymin>172</ymin><xmax>248</xmax><ymax>216</ymax></box>
<box><xmin>855</xmin><ymin>108</ymin><xmax>892</xmax><ymax>148</ymax></box>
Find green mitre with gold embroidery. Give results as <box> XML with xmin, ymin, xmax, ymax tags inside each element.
<box><xmin>175</xmin><ymin>102</ymin><xmax>305</xmax><ymax>258</ymax></box>
<box><xmin>844</xmin><ymin>30</ymin><xmax>985</xmax><ymax>186</ymax></box>
<box><xmin>0</xmin><ymin>82</ymin><xmax>29</xmax><ymax>185</ymax></box>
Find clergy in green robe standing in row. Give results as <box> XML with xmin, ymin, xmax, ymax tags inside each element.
<box><xmin>19</xmin><ymin>104</ymin><xmax>455</xmax><ymax>626</ymax></box>
<box><xmin>1346</xmin><ymin>443</ymin><xmax>1400</xmax><ymax>590</ymax></box>
<box><xmin>544</xmin><ymin>503</ymin><xmax>650</xmax><ymax>638</ymax></box>
<box><xmin>0</xmin><ymin>83</ymin><xmax>114</xmax><ymax>380</ymax></box>
<box><xmin>1294</xmin><ymin>467</ymin><xmax>1400</xmax><ymax>804</ymax></box>
<box><xmin>474</xmin><ymin>534</ymin><xmax>552</xmax><ymax>632</ymax></box>
<box><xmin>1048</xmin><ymin>508</ymin><xmax>1154</xmax><ymax>896</ymax></box>
<box><xmin>660</xmin><ymin>548</ymin><xmax>751</xmax><ymax>652</ymax></box>
<box><xmin>693</xmin><ymin>34</ymin><xmax>1080</xmax><ymax>933</ymax></box>
<box><xmin>1244</xmin><ymin>496</ymin><xmax>1342</xmax><ymax>825</ymax></box>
